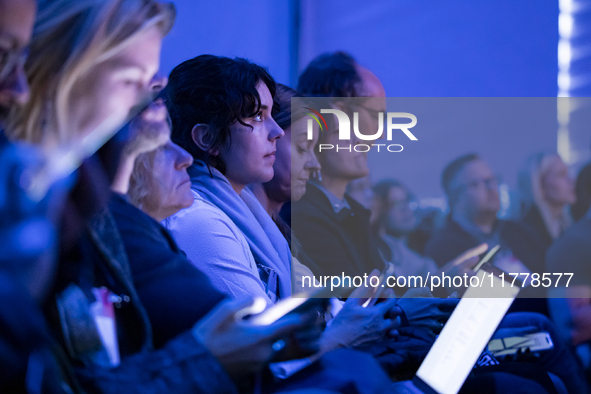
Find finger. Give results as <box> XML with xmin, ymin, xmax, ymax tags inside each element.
<box><xmin>387</xmin><ymin>305</ymin><xmax>403</xmax><ymax>319</ymax></box>
<box><xmin>377</xmin><ymin>297</ymin><xmax>400</xmax><ymax>315</ymax></box>
<box><xmin>382</xmin><ymin>288</ymin><xmax>396</xmax><ymax>298</ymax></box>
<box><xmin>203</xmin><ymin>297</ymin><xmax>256</xmax><ymax>331</ymax></box>
<box><xmin>448</xmin><ymin>243</ymin><xmax>488</xmax><ymax>267</ymax></box>
<box><xmin>402</xmin><ymin>287</ymin><xmax>433</xmax><ymax>298</ymax></box>
<box><xmin>347</xmin><ymin>269</ymin><xmax>381</xmax><ymax>305</ymax></box>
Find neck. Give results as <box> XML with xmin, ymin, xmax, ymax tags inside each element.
<box><xmin>545</xmin><ymin>202</ymin><xmax>564</xmax><ymax>221</ymax></box>
<box><xmin>228</xmin><ymin>179</ymin><xmax>245</xmax><ymax>195</ymax></box>
<box><xmin>250</xmin><ymin>183</ymin><xmax>284</xmax><ymax>216</ymax></box>
<box><xmin>382</xmin><ymin>227</ymin><xmax>407</xmax><ymax>241</ymax></box>
<box><xmin>457</xmin><ymin>210</ymin><xmax>496</xmax><ymax>234</ymax></box>
<box><xmin>318</xmin><ymin>176</ymin><xmax>349</xmax><ymax>200</ymax></box>
<box><xmin>111</xmin><ymin>154</ymin><xmax>136</xmax><ymax>194</ymax></box>
<box><xmin>146</xmin><ymin>209</ymin><xmax>166</xmax><ymax>223</ymax></box>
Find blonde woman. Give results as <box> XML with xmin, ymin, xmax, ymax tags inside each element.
<box><xmin>519</xmin><ymin>153</ymin><xmax>576</xmax><ymax>252</ymax></box>
<box><xmin>6</xmin><ymin>0</ymin><xmax>173</xmax><ymax>152</ymax></box>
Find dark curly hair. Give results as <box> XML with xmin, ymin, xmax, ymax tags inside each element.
<box><xmin>163</xmin><ymin>55</ymin><xmax>276</xmax><ymax>174</ymax></box>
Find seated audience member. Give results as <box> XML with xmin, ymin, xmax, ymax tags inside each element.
<box><xmin>518</xmin><ymin>153</ymin><xmax>575</xmax><ymax>253</ymax></box>
<box><xmin>372</xmin><ymin>179</ymin><xmax>476</xmax><ymax>287</ymax></box>
<box><xmin>0</xmin><ymin>0</ymin><xmax>70</xmax><ymax>391</ymax></box>
<box><xmin>425</xmin><ymin>154</ymin><xmax>547</xmax><ymax>284</ymax></box>
<box><xmin>249</xmin><ymin>83</ymin><xmax>323</xmax><ymax>289</ymax></box>
<box><xmin>572</xmin><ymin>161</ymin><xmax>591</xmax><ymax>222</ymax></box>
<box><xmin>293</xmin><ymin>51</ymin><xmax>387</xmax><ymax>279</ymax></box>
<box><xmin>547</xmin><ymin>203</ymin><xmax>591</xmax><ymax>377</ymax></box>
<box><xmin>425</xmin><ymin>154</ymin><xmax>551</xmax><ymax>316</ymax></box>
<box><xmin>163</xmin><ymin>55</ymin><xmax>292</xmax><ymax>303</ymax></box>
<box><xmin>110</xmin><ymin>98</ymin><xmax>228</xmax><ymax>348</ymax></box>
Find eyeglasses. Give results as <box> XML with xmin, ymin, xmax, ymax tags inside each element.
<box><xmin>462</xmin><ymin>175</ymin><xmax>502</xmax><ymax>191</ymax></box>
<box><xmin>0</xmin><ymin>46</ymin><xmax>28</xmax><ymax>82</ymax></box>
<box><xmin>386</xmin><ymin>197</ymin><xmax>416</xmax><ymax>211</ymax></box>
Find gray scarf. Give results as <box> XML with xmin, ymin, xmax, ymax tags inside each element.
<box><xmin>187</xmin><ymin>161</ymin><xmax>292</xmax><ymax>299</ymax></box>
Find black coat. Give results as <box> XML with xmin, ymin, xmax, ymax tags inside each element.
<box><xmin>108</xmin><ymin>194</ymin><xmax>226</xmax><ymax>348</ymax></box>
<box><xmin>291</xmin><ymin>183</ymin><xmax>384</xmax><ymax>278</ymax></box>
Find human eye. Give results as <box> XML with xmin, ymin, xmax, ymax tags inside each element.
<box><xmin>296</xmin><ymin>146</ymin><xmax>307</xmax><ymax>154</ymax></box>
<box><xmin>252</xmin><ymin>111</ymin><xmax>263</xmax><ymax>122</ymax></box>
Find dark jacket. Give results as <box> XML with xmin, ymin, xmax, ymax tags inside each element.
<box><xmin>520</xmin><ymin>206</ymin><xmax>554</xmax><ymax>254</ymax></box>
<box><xmin>546</xmin><ymin>216</ymin><xmax>591</xmax><ymax>287</ymax></box>
<box><xmin>49</xmin><ymin>200</ymin><xmax>237</xmax><ymax>394</ymax></box>
<box><xmin>291</xmin><ymin>183</ymin><xmax>384</xmax><ymax>278</ymax></box>
<box><xmin>425</xmin><ymin>217</ymin><xmax>546</xmax><ymax>275</ymax></box>
<box><xmin>425</xmin><ymin>217</ymin><xmax>548</xmax><ymax>315</ymax></box>
<box><xmin>108</xmin><ymin>193</ymin><xmax>226</xmax><ymax>348</ymax></box>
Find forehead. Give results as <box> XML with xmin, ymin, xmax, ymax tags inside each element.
<box><xmin>355</xmin><ymin>64</ymin><xmax>386</xmax><ymax>98</ymax></box>
<box><xmin>105</xmin><ymin>27</ymin><xmax>163</xmax><ymax>73</ymax></box>
<box><xmin>387</xmin><ymin>186</ymin><xmax>407</xmax><ymax>201</ymax></box>
<box><xmin>256</xmin><ymin>80</ymin><xmax>273</xmax><ymax>106</ymax></box>
<box><xmin>456</xmin><ymin>160</ymin><xmax>493</xmax><ymax>183</ymax></box>
<box><xmin>0</xmin><ymin>0</ymin><xmax>36</xmax><ymax>48</ymax></box>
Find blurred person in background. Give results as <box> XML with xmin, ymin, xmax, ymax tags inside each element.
<box><xmin>372</xmin><ymin>179</ymin><xmax>491</xmax><ymax>294</ymax></box>
<box><xmin>519</xmin><ymin>153</ymin><xmax>575</xmax><ymax>253</ymax></box>
<box><xmin>425</xmin><ymin>153</ymin><xmax>550</xmax><ymax>317</ymax></box>
<box><xmin>572</xmin><ymin>161</ymin><xmax>591</xmax><ymax>222</ymax></box>
<box><xmin>0</xmin><ymin>0</ymin><xmax>70</xmax><ymax>391</ymax></box>
<box><xmin>425</xmin><ymin>153</ymin><xmax>545</xmax><ymax>276</ymax></box>
<box><xmin>293</xmin><ymin>51</ymin><xmax>388</xmax><ymax>279</ymax></box>
<box><xmin>547</xmin><ymin>192</ymin><xmax>591</xmax><ymax>383</ymax></box>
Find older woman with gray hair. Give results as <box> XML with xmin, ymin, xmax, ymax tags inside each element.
<box><xmin>518</xmin><ymin>152</ymin><xmax>576</xmax><ymax>253</ymax></box>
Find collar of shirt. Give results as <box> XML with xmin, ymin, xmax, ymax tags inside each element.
<box><xmin>452</xmin><ymin>211</ymin><xmax>503</xmax><ymax>246</ymax></box>
<box><xmin>309</xmin><ymin>180</ymin><xmax>351</xmax><ymax>214</ymax></box>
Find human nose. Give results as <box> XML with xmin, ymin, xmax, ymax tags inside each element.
<box><xmin>149</xmin><ymin>73</ymin><xmax>168</xmax><ymax>93</ymax></box>
<box><xmin>268</xmin><ymin>118</ymin><xmax>285</xmax><ymax>141</ymax></box>
<box><xmin>174</xmin><ymin>143</ymin><xmax>194</xmax><ymax>169</ymax></box>
<box><xmin>0</xmin><ymin>62</ymin><xmax>30</xmax><ymax>106</ymax></box>
<box><xmin>305</xmin><ymin>152</ymin><xmax>321</xmax><ymax>173</ymax></box>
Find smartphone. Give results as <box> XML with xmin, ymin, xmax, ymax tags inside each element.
<box><xmin>248</xmin><ymin>286</ymin><xmax>353</xmax><ymax>326</ymax></box>
<box><xmin>472</xmin><ymin>244</ymin><xmax>501</xmax><ymax>272</ymax></box>
<box><xmin>362</xmin><ymin>262</ymin><xmax>396</xmax><ymax>308</ymax></box>
<box><xmin>487</xmin><ymin>331</ymin><xmax>554</xmax><ymax>357</ymax></box>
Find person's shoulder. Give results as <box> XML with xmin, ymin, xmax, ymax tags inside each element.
<box><xmin>109</xmin><ymin>193</ymin><xmax>151</xmax><ymax>226</ymax></box>
<box><xmin>166</xmin><ymin>190</ymin><xmax>231</xmax><ymax>227</ymax></box>
<box><xmin>546</xmin><ymin>219</ymin><xmax>591</xmax><ymax>265</ymax></box>
<box><xmin>427</xmin><ymin>218</ymin><xmax>466</xmax><ymax>243</ymax></box>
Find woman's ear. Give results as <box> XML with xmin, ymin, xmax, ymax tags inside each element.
<box><xmin>191</xmin><ymin>124</ymin><xmax>219</xmax><ymax>156</ymax></box>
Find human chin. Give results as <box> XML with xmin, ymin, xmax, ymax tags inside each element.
<box><xmin>291</xmin><ymin>183</ymin><xmax>305</xmax><ymax>201</ymax></box>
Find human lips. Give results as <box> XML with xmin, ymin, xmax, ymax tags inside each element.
<box><xmin>264</xmin><ymin>151</ymin><xmax>276</xmax><ymax>160</ymax></box>
<box><xmin>178</xmin><ymin>176</ymin><xmax>191</xmax><ymax>188</ymax></box>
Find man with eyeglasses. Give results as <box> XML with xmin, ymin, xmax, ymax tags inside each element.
<box><xmin>425</xmin><ymin>153</ymin><xmax>549</xmax><ymax>314</ymax></box>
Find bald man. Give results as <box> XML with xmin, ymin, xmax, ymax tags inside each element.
<box><xmin>292</xmin><ymin>52</ymin><xmax>388</xmax><ymax>278</ymax></box>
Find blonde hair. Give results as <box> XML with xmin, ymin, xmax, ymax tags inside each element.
<box><xmin>519</xmin><ymin>153</ymin><xmax>573</xmax><ymax>239</ymax></box>
<box><xmin>6</xmin><ymin>0</ymin><xmax>174</xmax><ymax>147</ymax></box>
<box><xmin>128</xmin><ymin>149</ymin><xmax>156</xmax><ymax>210</ymax></box>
